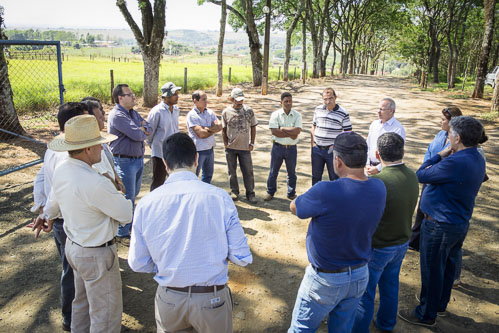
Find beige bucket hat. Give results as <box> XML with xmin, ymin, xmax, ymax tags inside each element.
<box><xmin>48</xmin><ymin>115</ymin><xmax>117</xmax><ymax>152</ymax></box>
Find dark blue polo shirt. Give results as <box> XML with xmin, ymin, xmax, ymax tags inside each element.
<box><xmin>418</xmin><ymin>147</ymin><xmax>485</xmax><ymax>225</ymax></box>
<box><xmin>295</xmin><ymin>177</ymin><xmax>386</xmax><ymax>271</ymax></box>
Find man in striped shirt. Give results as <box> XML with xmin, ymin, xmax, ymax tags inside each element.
<box><xmin>310</xmin><ymin>88</ymin><xmax>352</xmax><ymax>185</ymax></box>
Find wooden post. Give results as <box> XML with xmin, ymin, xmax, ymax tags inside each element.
<box><xmin>184</xmin><ymin>67</ymin><xmax>188</xmax><ymax>93</ymax></box>
<box><xmin>229</xmin><ymin>67</ymin><xmax>232</xmax><ymax>83</ymax></box>
<box><xmin>110</xmin><ymin>69</ymin><xmax>115</xmax><ymax>103</ymax></box>
<box><xmin>278</xmin><ymin>66</ymin><xmax>281</xmax><ymax>80</ymax></box>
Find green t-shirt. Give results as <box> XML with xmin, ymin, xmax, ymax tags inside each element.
<box><xmin>371</xmin><ymin>164</ymin><xmax>419</xmax><ymax>248</ymax></box>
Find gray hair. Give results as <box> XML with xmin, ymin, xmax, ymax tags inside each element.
<box><xmin>381</xmin><ymin>97</ymin><xmax>396</xmax><ymax>112</ymax></box>
<box><xmin>449</xmin><ymin>116</ymin><xmax>485</xmax><ymax>147</ymax></box>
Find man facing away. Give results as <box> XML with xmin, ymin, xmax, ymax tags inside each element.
<box><xmin>366</xmin><ymin>97</ymin><xmax>406</xmax><ymax>175</ymax></box>
<box><xmin>128</xmin><ymin>133</ymin><xmax>252</xmax><ymax>333</ymax></box>
<box><xmin>352</xmin><ymin>132</ymin><xmax>419</xmax><ymax>332</ymax></box>
<box><xmin>264</xmin><ymin>92</ymin><xmax>302</xmax><ymax>201</ymax></box>
<box><xmin>288</xmin><ymin>132</ymin><xmax>386</xmax><ymax>333</ymax></box>
<box><xmin>186</xmin><ymin>90</ymin><xmax>222</xmax><ymax>184</ymax></box>
<box><xmin>398</xmin><ymin>116</ymin><xmax>486</xmax><ymax>328</ymax></box>
<box><xmin>222</xmin><ymin>88</ymin><xmax>258</xmax><ymax>203</ymax></box>
<box><xmin>311</xmin><ymin>87</ymin><xmax>352</xmax><ymax>185</ymax></box>
<box><xmin>108</xmin><ymin>84</ymin><xmax>151</xmax><ymax>240</ymax></box>
<box><xmin>41</xmin><ymin>115</ymin><xmax>133</xmax><ymax>332</ymax></box>
<box><xmin>147</xmin><ymin>82</ymin><xmax>182</xmax><ymax>190</ymax></box>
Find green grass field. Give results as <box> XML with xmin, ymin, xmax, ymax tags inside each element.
<box><xmin>9</xmin><ymin>55</ymin><xmax>305</xmax><ymax>112</ymax></box>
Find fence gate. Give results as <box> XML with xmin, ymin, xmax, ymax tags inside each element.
<box><xmin>0</xmin><ymin>40</ymin><xmax>64</xmax><ymax>176</ymax></box>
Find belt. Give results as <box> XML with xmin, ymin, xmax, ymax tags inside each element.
<box><xmin>312</xmin><ymin>263</ymin><xmax>365</xmax><ymax>274</ymax></box>
<box><xmin>113</xmin><ymin>154</ymin><xmax>141</xmax><ymax>159</ymax></box>
<box><xmin>274</xmin><ymin>142</ymin><xmax>296</xmax><ymax>148</ymax></box>
<box><xmin>166</xmin><ymin>285</ymin><xmax>226</xmax><ymax>293</ymax></box>
<box><xmin>71</xmin><ymin>238</ymin><xmax>116</xmax><ymax>248</ymax></box>
<box><xmin>424</xmin><ymin>214</ymin><xmax>438</xmax><ymax>222</ymax></box>
<box><xmin>315</xmin><ymin>144</ymin><xmax>332</xmax><ymax>150</ymax></box>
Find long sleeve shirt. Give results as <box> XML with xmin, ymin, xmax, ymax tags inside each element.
<box><xmin>45</xmin><ymin>158</ymin><xmax>132</xmax><ymax>246</ymax></box>
<box><xmin>108</xmin><ymin>104</ymin><xmax>151</xmax><ymax>157</ymax></box>
<box><xmin>424</xmin><ymin>130</ymin><xmax>449</xmax><ymax>162</ymax></box>
<box><xmin>128</xmin><ymin>170</ymin><xmax>252</xmax><ymax>287</ymax></box>
<box><xmin>146</xmin><ymin>102</ymin><xmax>179</xmax><ymax>158</ymax></box>
<box><xmin>417</xmin><ymin>147</ymin><xmax>485</xmax><ymax>225</ymax></box>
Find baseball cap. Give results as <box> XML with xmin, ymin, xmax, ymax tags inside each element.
<box><xmin>161</xmin><ymin>82</ymin><xmax>182</xmax><ymax>97</ymax></box>
<box><xmin>231</xmin><ymin>88</ymin><xmax>245</xmax><ymax>101</ymax></box>
<box><xmin>333</xmin><ymin>132</ymin><xmax>367</xmax><ymax>154</ymax></box>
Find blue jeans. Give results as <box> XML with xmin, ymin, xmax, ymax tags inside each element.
<box><xmin>53</xmin><ymin>219</ymin><xmax>75</xmax><ymax>327</ymax></box>
<box><xmin>196</xmin><ymin>148</ymin><xmax>215</xmax><ymax>184</ymax></box>
<box><xmin>416</xmin><ymin>219</ymin><xmax>468</xmax><ymax>321</ymax></box>
<box><xmin>311</xmin><ymin>146</ymin><xmax>338</xmax><ymax>186</ymax></box>
<box><xmin>113</xmin><ymin>156</ymin><xmax>143</xmax><ymax>237</ymax></box>
<box><xmin>353</xmin><ymin>242</ymin><xmax>408</xmax><ymax>332</ymax></box>
<box><xmin>267</xmin><ymin>143</ymin><xmax>297</xmax><ymax>197</ymax></box>
<box><xmin>289</xmin><ymin>264</ymin><xmax>369</xmax><ymax>333</ymax></box>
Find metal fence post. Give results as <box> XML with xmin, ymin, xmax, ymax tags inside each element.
<box><xmin>55</xmin><ymin>41</ymin><xmax>64</xmax><ymax>105</ymax></box>
<box><xmin>110</xmin><ymin>69</ymin><xmax>115</xmax><ymax>103</ymax></box>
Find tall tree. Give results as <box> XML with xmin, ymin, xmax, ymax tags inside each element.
<box><xmin>446</xmin><ymin>0</ymin><xmax>471</xmax><ymax>88</ymax></box>
<box><xmin>472</xmin><ymin>0</ymin><xmax>496</xmax><ymax>98</ymax></box>
<box><xmin>116</xmin><ymin>0</ymin><xmax>166</xmax><ymax>107</ymax></box>
<box><xmin>216</xmin><ymin>0</ymin><xmax>227</xmax><ymax>96</ymax></box>
<box><xmin>279</xmin><ymin>0</ymin><xmax>304</xmax><ymax>81</ymax></box>
<box><xmin>0</xmin><ymin>6</ymin><xmax>24</xmax><ymax>136</ymax></box>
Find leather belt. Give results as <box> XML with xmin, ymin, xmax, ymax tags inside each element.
<box><xmin>424</xmin><ymin>214</ymin><xmax>438</xmax><ymax>222</ymax></box>
<box><xmin>274</xmin><ymin>142</ymin><xmax>296</xmax><ymax>148</ymax></box>
<box><xmin>312</xmin><ymin>263</ymin><xmax>365</xmax><ymax>274</ymax></box>
<box><xmin>71</xmin><ymin>238</ymin><xmax>116</xmax><ymax>248</ymax></box>
<box><xmin>113</xmin><ymin>154</ymin><xmax>141</xmax><ymax>159</ymax></box>
<box><xmin>166</xmin><ymin>285</ymin><xmax>226</xmax><ymax>293</ymax></box>
<box><xmin>315</xmin><ymin>144</ymin><xmax>332</xmax><ymax>150</ymax></box>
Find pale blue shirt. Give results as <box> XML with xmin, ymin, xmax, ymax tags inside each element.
<box><xmin>146</xmin><ymin>102</ymin><xmax>179</xmax><ymax>158</ymax></box>
<box><xmin>128</xmin><ymin>170</ymin><xmax>253</xmax><ymax>287</ymax></box>
<box><xmin>186</xmin><ymin>107</ymin><xmax>218</xmax><ymax>151</ymax></box>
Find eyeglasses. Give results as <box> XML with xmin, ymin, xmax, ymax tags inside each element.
<box><xmin>323</xmin><ymin>97</ymin><xmax>335</xmax><ymax>101</ymax></box>
<box><xmin>121</xmin><ymin>93</ymin><xmax>135</xmax><ymax>98</ymax></box>
<box><xmin>378</xmin><ymin>108</ymin><xmax>391</xmax><ymax>112</ymax></box>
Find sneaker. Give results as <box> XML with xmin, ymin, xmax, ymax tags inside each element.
<box><xmin>415</xmin><ymin>293</ymin><xmax>447</xmax><ymax>316</ymax></box>
<box><xmin>247</xmin><ymin>195</ymin><xmax>258</xmax><ymax>204</ymax></box>
<box><xmin>453</xmin><ymin>280</ymin><xmax>462</xmax><ymax>288</ymax></box>
<box><xmin>264</xmin><ymin>193</ymin><xmax>274</xmax><ymax>201</ymax></box>
<box><xmin>398</xmin><ymin>309</ymin><xmax>436</xmax><ymax>328</ymax></box>
<box><xmin>287</xmin><ymin>194</ymin><xmax>297</xmax><ymax>200</ymax></box>
<box><xmin>230</xmin><ymin>192</ymin><xmax>239</xmax><ymax>201</ymax></box>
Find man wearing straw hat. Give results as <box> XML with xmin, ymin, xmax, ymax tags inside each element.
<box><xmin>41</xmin><ymin>115</ymin><xmax>133</xmax><ymax>333</ymax></box>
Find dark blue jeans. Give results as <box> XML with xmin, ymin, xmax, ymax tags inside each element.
<box><xmin>266</xmin><ymin>143</ymin><xmax>297</xmax><ymax>197</ymax></box>
<box><xmin>311</xmin><ymin>146</ymin><xmax>338</xmax><ymax>185</ymax></box>
<box><xmin>415</xmin><ymin>218</ymin><xmax>468</xmax><ymax>321</ymax></box>
<box><xmin>353</xmin><ymin>242</ymin><xmax>408</xmax><ymax>332</ymax></box>
<box><xmin>52</xmin><ymin>219</ymin><xmax>75</xmax><ymax>327</ymax></box>
<box><xmin>113</xmin><ymin>156</ymin><xmax>143</xmax><ymax>237</ymax></box>
<box><xmin>196</xmin><ymin>148</ymin><xmax>215</xmax><ymax>184</ymax></box>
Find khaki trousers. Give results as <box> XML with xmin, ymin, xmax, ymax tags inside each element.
<box><xmin>65</xmin><ymin>240</ymin><xmax>123</xmax><ymax>333</ymax></box>
<box><xmin>155</xmin><ymin>285</ymin><xmax>233</xmax><ymax>333</ymax></box>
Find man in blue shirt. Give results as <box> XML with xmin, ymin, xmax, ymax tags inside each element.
<box><xmin>288</xmin><ymin>132</ymin><xmax>386</xmax><ymax>333</ymax></box>
<box><xmin>128</xmin><ymin>133</ymin><xmax>252</xmax><ymax>333</ymax></box>
<box><xmin>398</xmin><ymin>116</ymin><xmax>486</xmax><ymax>328</ymax></box>
<box><xmin>108</xmin><ymin>83</ymin><xmax>151</xmax><ymax>241</ymax></box>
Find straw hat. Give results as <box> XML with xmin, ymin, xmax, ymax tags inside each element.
<box><xmin>48</xmin><ymin>115</ymin><xmax>117</xmax><ymax>152</ymax></box>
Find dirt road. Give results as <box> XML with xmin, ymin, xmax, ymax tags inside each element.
<box><xmin>1</xmin><ymin>75</ymin><xmax>498</xmax><ymax>332</ymax></box>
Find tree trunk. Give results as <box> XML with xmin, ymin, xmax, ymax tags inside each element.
<box><xmin>492</xmin><ymin>40</ymin><xmax>499</xmax><ymax>67</ymax></box>
<box><xmin>0</xmin><ymin>44</ymin><xmax>24</xmax><ymax>136</ymax></box>
<box><xmin>331</xmin><ymin>45</ymin><xmax>336</xmax><ymax>76</ymax></box>
<box><xmin>492</xmin><ymin>74</ymin><xmax>499</xmax><ymax>112</ymax></box>
<box><xmin>216</xmin><ymin>0</ymin><xmax>226</xmax><ymax>97</ymax></box>
<box><xmin>472</xmin><ymin>0</ymin><xmax>496</xmax><ymax>98</ymax></box>
<box><xmin>283</xmin><ymin>1</ymin><xmax>303</xmax><ymax>82</ymax></box>
<box><xmin>243</xmin><ymin>0</ymin><xmax>262</xmax><ymax>86</ymax></box>
<box><xmin>301</xmin><ymin>7</ymin><xmax>307</xmax><ymax>84</ymax></box>
<box><xmin>433</xmin><ymin>43</ymin><xmax>441</xmax><ymax>83</ymax></box>
<box><xmin>142</xmin><ymin>51</ymin><xmax>161</xmax><ymax>106</ymax></box>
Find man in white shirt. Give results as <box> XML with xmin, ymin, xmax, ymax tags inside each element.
<box><xmin>365</xmin><ymin>97</ymin><xmax>406</xmax><ymax>175</ymax></box>
<box><xmin>147</xmin><ymin>82</ymin><xmax>181</xmax><ymax>190</ymax></box>
<box><xmin>129</xmin><ymin>133</ymin><xmax>252</xmax><ymax>333</ymax></box>
<box><xmin>36</xmin><ymin>115</ymin><xmax>133</xmax><ymax>333</ymax></box>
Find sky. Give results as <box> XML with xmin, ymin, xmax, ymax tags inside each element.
<box><xmin>1</xmin><ymin>0</ymin><xmax>229</xmax><ymax>31</ymax></box>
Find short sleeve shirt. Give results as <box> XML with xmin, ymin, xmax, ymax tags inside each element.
<box><xmin>268</xmin><ymin>108</ymin><xmax>302</xmax><ymax>145</ymax></box>
<box><xmin>312</xmin><ymin>104</ymin><xmax>352</xmax><ymax>147</ymax></box>
<box><xmin>222</xmin><ymin>105</ymin><xmax>258</xmax><ymax>151</ymax></box>
<box><xmin>186</xmin><ymin>107</ymin><xmax>218</xmax><ymax>151</ymax></box>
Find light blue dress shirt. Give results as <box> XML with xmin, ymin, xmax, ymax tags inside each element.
<box><xmin>424</xmin><ymin>130</ymin><xmax>449</xmax><ymax>162</ymax></box>
<box><xmin>128</xmin><ymin>171</ymin><xmax>253</xmax><ymax>287</ymax></box>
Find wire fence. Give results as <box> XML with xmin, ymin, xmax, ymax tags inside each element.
<box><xmin>0</xmin><ymin>40</ymin><xmax>64</xmax><ymax>176</ymax></box>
